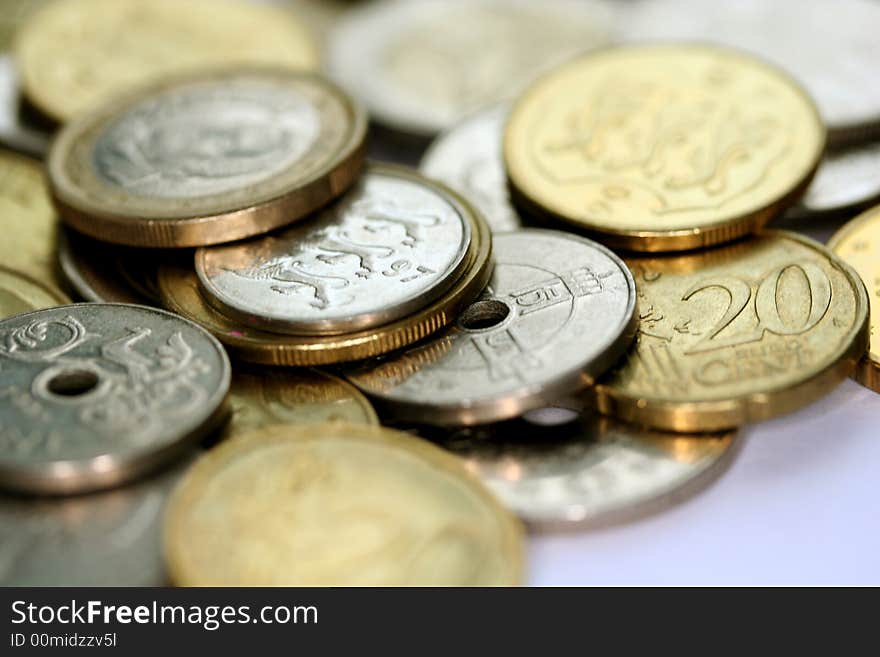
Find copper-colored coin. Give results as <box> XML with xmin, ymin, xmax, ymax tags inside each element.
<box><xmin>48</xmin><ymin>69</ymin><xmax>366</xmax><ymax>247</ymax></box>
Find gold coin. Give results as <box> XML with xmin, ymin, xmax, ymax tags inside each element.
<box><xmin>828</xmin><ymin>205</ymin><xmax>880</xmax><ymax>392</ymax></box>
<box><xmin>0</xmin><ymin>0</ymin><xmax>47</xmax><ymax>51</ymax></box>
<box><xmin>504</xmin><ymin>44</ymin><xmax>825</xmax><ymax>252</ymax></box>
<box><xmin>48</xmin><ymin>68</ymin><xmax>366</xmax><ymax>248</ymax></box>
<box><xmin>0</xmin><ymin>264</ymin><xmax>69</xmax><ymax>319</ymax></box>
<box><xmin>595</xmin><ymin>230</ymin><xmax>869</xmax><ymax>431</ymax></box>
<box><xmin>163</xmin><ymin>423</ymin><xmax>524</xmax><ymax>586</ymax></box>
<box><xmin>14</xmin><ymin>0</ymin><xmax>319</xmax><ymax>123</ymax></box>
<box><xmin>156</xmin><ymin>199</ymin><xmax>493</xmax><ymax>366</ymax></box>
<box><xmin>0</xmin><ymin>150</ymin><xmax>60</xmax><ymax>285</ymax></box>
<box><xmin>225</xmin><ymin>367</ymin><xmax>378</xmax><ymax>438</ymax></box>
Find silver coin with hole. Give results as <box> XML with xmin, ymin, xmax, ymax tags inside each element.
<box><xmin>0</xmin><ymin>303</ymin><xmax>230</xmax><ymax>494</ymax></box>
<box><xmin>0</xmin><ymin>452</ymin><xmax>195</xmax><ymax>585</ymax></box>
<box><xmin>420</xmin><ymin>104</ymin><xmax>521</xmax><ymax>233</ymax></box>
<box><xmin>195</xmin><ymin>165</ymin><xmax>474</xmax><ymax>336</ymax></box>
<box><xmin>430</xmin><ymin>411</ymin><xmax>741</xmax><ymax>530</ymax></box>
<box><xmin>789</xmin><ymin>141</ymin><xmax>880</xmax><ymax>217</ymax></box>
<box><xmin>345</xmin><ymin>229</ymin><xmax>638</xmax><ymax>426</ymax></box>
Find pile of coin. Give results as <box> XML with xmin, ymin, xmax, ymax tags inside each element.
<box><xmin>1</xmin><ymin>0</ymin><xmax>879</xmax><ymax>587</ymax></box>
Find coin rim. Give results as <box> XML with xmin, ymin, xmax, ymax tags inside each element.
<box><xmin>163</xmin><ymin>422</ymin><xmax>525</xmax><ymax>586</ymax></box>
<box><xmin>503</xmin><ymin>42</ymin><xmax>827</xmax><ymax>252</ymax></box>
<box><xmin>47</xmin><ymin>67</ymin><xmax>367</xmax><ymax>248</ymax></box>
<box><xmin>594</xmin><ymin>229</ymin><xmax>871</xmax><ymax>432</ymax></box>
<box><xmin>0</xmin><ymin>302</ymin><xmax>232</xmax><ymax>495</ymax></box>
<box><xmin>0</xmin><ymin>263</ymin><xmax>70</xmax><ymax>311</ymax></box>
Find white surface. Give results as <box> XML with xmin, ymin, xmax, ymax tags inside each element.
<box><xmin>528</xmin><ymin>379</ymin><xmax>880</xmax><ymax>585</ymax></box>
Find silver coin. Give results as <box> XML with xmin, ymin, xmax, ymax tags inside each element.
<box><xmin>432</xmin><ymin>411</ymin><xmax>741</xmax><ymax>530</ymax></box>
<box><xmin>0</xmin><ymin>55</ymin><xmax>50</xmax><ymax>157</ymax></box>
<box><xmin>0</xmin><ymin>303</ymin><xmax>230</xmax><ymax>494</ymax></box>
<box><xmin>345</xmin><ymin>229</ymin><xmax>638</xmax><ymax>426</ymax></box>
<box><xmin>328</xmin><ymin>0</ymin><xmax>613</xmax><ymax>137</ymax></box>
<box><xmin>195</xmin><ymin>165</ymin><xmax>473</xmax><ymax>336</ymax></box>
<box><xmin>790</xmin><ymin>142</ymin><xmax>880</xmax><ymax>217</ymax></box>
<box><xmin>420</xmin><ymin>104</ymin><xmax>521</xmax><ymax>232</ymax></box>
<box><xmin>622</xmin><ymin>0</ymin><xmax>880</xmax><ymax>141</ymax></box>
<box><xmin>0</xmin><ymin>453</ymin><xmax>195</xmax><ymax>586</ymax></box>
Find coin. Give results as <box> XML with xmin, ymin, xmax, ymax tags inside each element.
<box><xmin>504</xmin><ymin>44</ymin><xmax>825</xmax><ymax>252</ymax></box>
<box><xmin>328</xmin><ymin>0</ymin><xmax>612</xmax><ymax>136</ymax></box>
<box><xmin>163</xmin><ymin>423</ymin><xmax>524</xmax><ymax>586</ymax></box>
<box><xmin>48</xmin><ymin>69</ymin><xmax>367</xmax><ymax>248</ymax></box>
<box><xmin>0</xmin><ymin>453</ymin><xmax>195</xmax><ymax>586</ymax></box>
<box><xmin>0</xmin><ymin>149</ymin><xmax>60</xmax><ymax>285</ymax></box>
<box><xmin>157</xmin><ymin>193</ymin><xmax>493</xmax><ymax>366</ymax></box>
<box><xmin>225</xmin><ymin>367</ymin><xmax>378</xmax><ymax>438</ymax></box>
<box><xmin>196</xmin><ymin>165</ymin><xmax>474</xmax><ymax>335</ymax></box>
<box><xmin>828</xmin><ymin>207</ymin><xmax>880</xmax><ymax>392</ymax></box>
<box><xmin>58</xmin><ymin>229</ymin><xmax>162</xmax><ymax>305</ymax></box>
<box><xmin>420</xmin><ymin>104</ymin><xmax>521</xmax><ymax>233</ymax></box>
<box><xmin>0</xmin><ymin>303</ymin><xmax>231</xmax><ymax>494</ymax></box>
<box><xmin>0</xmin><ymin>265</ymin><xmax>69</xmax><ymax>319</ymax></box>
<box><xmin>345</xmin><ymin>229</ymin><xmax>637</xmax><ymax>426</ymax></box>
<box><xmin>0</xmin><ymin>55</ymin><xmax>50</xmax><ymax>157</ymax></box>
<box><xmin>14</xmin><ymin>0</ymin><xmax>320</xmax><ymax>123</ymax></box>
<box><xmin>433</xmin><ymin>411</ymin><xmax>741</xmax><ymax>531</ymax></box>
<box><xmin>622</xmin><ymin>0</ymin><xmax>880</xmax><ymax>144</ymax></box>
<box><xmin>789</xmin><ymin>142</ymin><xmax>880</xmax><ymax>218</ymax></box>
<box><xmin>595</xmin><ymin>230</ymin><xmax>870</xmax><ymax>432</ymax></box>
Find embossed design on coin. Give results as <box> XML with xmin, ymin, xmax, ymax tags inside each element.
<box><xmin>596</xmin><ymin>231</ymin><xmax>870</xmax><ymax>431</ymax></box>
<box><xmin>196</xmin><ymin>166</ymin><xmax>472</xmax><ymax>335</ymax></box>
<box><xmin>346</xmin><ymin>229</ymin><xmax>636</xmax><ymax>426</ymax></box>
<box><xmin>433</xmin><ymin>412</ymin><xmax>740</xmax><ymax>530</ymax></box>
<box><xmin>328</xmin><ymin>0</ymin><xmax>612</xmax><ymax>135</ymax></box>
<box><xmin>505</xmin><ymin>44</ymin><xmax>825</xmax><ymax>251</ymax></box>
<box><xmin>49</xmin><ymin>70</ymin><xmax>366</xmax><ymax>247</ymax></box>
<box><xmin>0</xmin><ymin>266</ymin><xmax>69</xmax><ymax>319</ymax></box>
<box><xmin>0</xmin><ymin>454</ymin><xmax>194</xmax><ymax>586</ymax></box>
<box><xmin>622</xmin><ymin>0</ymin><xmax>880</xmax><ymax>142</ymax></box>
<box><xmin>164</xmin><ymin>424</ymin><xmax>523</xmax><ymax>586</ymax></box>
<box><xmin>14</xmin><ymin>0</ymin><xmax>319</xmax><ymax>123</ymax></box>
<box><xmin>0</xmin><ymin>304</ymin><xmax>230</xmax><ymax>494</ymax></box>
<box><xmin>420</xmin><ymin>104</ymin><xmax>520</xmax><ymax>232</ymax></box>
<box><xmin>828</xmin><ymin>207</ymin><xmax>880</xmax><ymax>392</ymax></box>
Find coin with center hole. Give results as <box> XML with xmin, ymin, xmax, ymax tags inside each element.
<box><xmin>163</xmin><ymin>423</ymin><xmax>524</xmax><ymax>586</ymax></box>
<box><xmin>420</xmin><ymin>104</ymin><xmax>521</xmax><ymax>233</ymax></box>
<box><xmin>0</xmin><ymin>303</ymin><xmax>230</xmax><ymax>494</ymax></box>
<box><xmin>196</xmin><ymin>164</ymin><xmax>473</xmax><ymax>335</ymax></box>
<box><xmin>426</xmin><ymin>412</ymin><xmax>741</xmax><ymax>531</ymax></box>
<box><xmin>0</xmin><ymin>265</ymin><xmax>69</xmax><ymax>319</ymax></box>
<box><xmin>48</xmin><ymin>69</ymin><xmax>366</xmax><ymax>248</ymax></box>
<box><xmin>345</xmin><ymin>229</ymin><xmax>637</xmax><ymax>426</ymax></box>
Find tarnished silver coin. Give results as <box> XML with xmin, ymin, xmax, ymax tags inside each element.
<box><xmin>195</xmin><ymin>164</ymin><xmax>473</xmax><ymax>336</ymax></box>
<box><xmin>0</xmin><ymin>55</ymin><xmax>49</xmax><ymax>157</ymax></box>
<box><xmin>0</xmin><ymin>303</ymin><xmax>230</xmax><ymax>494</ymax></box>
<box><xmin>345</xmin><ymin>229</ymin><xmax>637</xmax><ymax>426</ymax></box>
<box><xmin>623</xmin><ymin>0</ymin><xmax>880</xmax><ymax>142</ymax></box>
<box><xmin>420</xmin><ymin>104</ymin><xmax>520</xmax><ymax>233</ymax></box>
<box><xmin>431</xmin><ymin>410</ymin><xmax>741</xmax><ymax>530</ymax></box>
<box><xmin>0</xmin><ymin>453</ymin><xmax>195</xmax><ymax>586</ymax></box>
<box><xmin>328</xmin><ymin>0</ymin><xmax>613</xmax><ymax>136</ymax></box>
<box><xmin>789</xmin><ymin>142</ymin><xmax>880</xmax><ymax>217</ymax></box>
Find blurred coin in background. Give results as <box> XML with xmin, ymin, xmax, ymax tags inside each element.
<box><xmin>505</xmin><ymin>44</ymin><xmax>825</xmax><ymax>251</ymax></box>
<box><xmin>0</xmin><ymin>264</ymin><xmax>68</xmax><ymax>318</ymax></box>
<box><xmin>420</xmin><ymin>104</ymin><xmax>521</xmax><ymax>233</ymax></box>
<box><xmin>596</xmin><ymin>231</ymin><xmax>870</xmax><ymax>432</ymax></box>
<box><xmin>789</xmin><ymin>142</ymin><xmax>880</xmax><ymax>218</ymax></box>
<box><xmin>0</xmin><ymin>56</ymin><xmax>50</xmax><ymax>157</ymax></box>
<box><xmin>622</xmin><ymin>0</ymin><xmax>880</xmax><ymax>144</ymax></box>
<box><xmin>14</xmin><ymin>0</ymin><xmax>320</xmax><ymax>123</ymax></box>
<box><xmin>164</xmin><ymin>423</ymin><xmax>524</xmax><ymax>586</ymax></box>
<box><xmin>328</xmin><ymin>0</ymin><xmax>614</xmax><ymax>137</ymax></box>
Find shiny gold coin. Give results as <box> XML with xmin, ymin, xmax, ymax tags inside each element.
<box><xmin>225</xmin><ymin>367</ymin><xmax>378</xmax><ymax>438</ymax></box>
<box><xmin>48</xmin><ymin>68</ymin><xmax>366</xmax><ymax>248</ymax></box>
<box><xmin>828</xmin><ymin>205</ymin><xmax>880</xmax><ymax>392</ymax></box>
<box><xmin>157</xmin><ymin>201</ymin><xmax>493</xmax><ymax>366</ymax></box>
<box><xmin>504</xmin><ymin>44</ymin><xmax>825</xmax><ymax>252</ymax></box>
<box><xmin>0</xmin><ymin>150</ymin><xmax>60</xmax><ymax>285</ymax></box>
<box><xmin>595</xmin><ymin>230</ymin><xmax>869</xmax><ymax>431</ymax></box>
<box><xmin>14</xmin><ymin>0</ymin><xmax>319</xmax><ymax>123</ymax></box>
<box><xmin>163</xmin><ymin>423</ymin><xmax>524</xmax><ymax>586</ymax></box>
<box><xmin>0</xmin><ymin>264</ymin><xmax>69</xmax><ymax>319</ymax></box>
